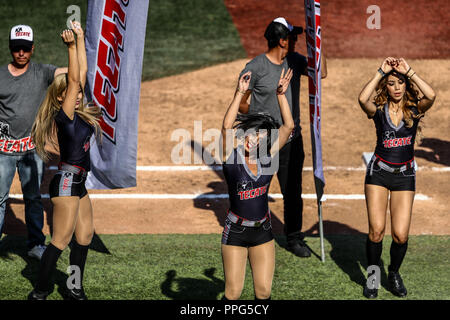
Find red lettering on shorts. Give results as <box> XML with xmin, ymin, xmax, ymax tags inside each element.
<box><xmin>62</xmin><ymin>178</ymin><xmax>70</xmax><ymax>191</ymax></box>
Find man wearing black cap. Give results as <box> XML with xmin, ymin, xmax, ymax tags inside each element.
<box><xmin>239</xmin><ymin>17</ymin><xmax>327</xmax><ymax>258</ymax></box>
<box><xmin>0</xmin><ymin>25</ymin><xmax>67</xmax><ymax>259</ymax></box>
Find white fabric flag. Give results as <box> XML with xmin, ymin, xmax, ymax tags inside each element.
<box><xmin>84</xmin><ymin>0</ymin><xmax>149</xmax><ymax>189</ymax></box>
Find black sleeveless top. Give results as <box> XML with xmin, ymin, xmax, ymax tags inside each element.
<box><xmin>222</xmin><ymin>147</ymin><xmax>274</xmax><ymax>221</ymax></box>
<box><xmin>55</xmin><ymin>108</ymin><xmax>94</xmax><ymax>171</ymax></box>
<box><xmin>371</xmin><ymin>104</ymin><xmax>420</xmax><ymax>164</ymax></box>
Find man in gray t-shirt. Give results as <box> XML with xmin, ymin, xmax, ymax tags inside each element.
<box><xmin>0</xmin><ymin>25</ymin><xmax>66</xmax><ymax>259</ymax></box>
<box><xmin>239</xmin><ymin>17</ymin><xmax>327</xmax><ymax>258</ymax></box>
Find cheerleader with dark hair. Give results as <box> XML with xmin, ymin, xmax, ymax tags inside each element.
<box><xmin>220</xmin><ymin>68</ymin><xmax>294</xmax><ymax>300</ymax></box>
<box><xmin>358</xmin><ymin>57</ymin><xmax>436</xmax><ymax>298</ymax></box>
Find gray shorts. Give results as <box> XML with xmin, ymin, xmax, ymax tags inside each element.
<box><xmin>49</xmin><ymin>170</ymin><xmax>88</xmax><ymax>198</ymax></box>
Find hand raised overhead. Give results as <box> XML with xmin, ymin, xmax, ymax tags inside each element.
<box><xmin>61</xmin><ymin>29</ymin><xmax>75</xmax><ymax>46</ymax></box>
<box><xmin>393</xmin><ymin>58</ymin><xmax>411</xmax><ymax>75</ymax></box>
<box><xmin>70</xmin><ymin>20</ymin><xmax>84</xmax><ymax>38</ymax></box>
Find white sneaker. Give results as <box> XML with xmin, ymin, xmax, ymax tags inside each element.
<box><xmin>28</xmin><ymin>244</ymin><xmax>47</xmax><ymax>260</ymax></box>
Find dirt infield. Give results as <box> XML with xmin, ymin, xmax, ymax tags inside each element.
<box><xmin>3</xmin><ymin>1</ymin><xmax>450</xmax><ymax>237</ymax></box>
<box><xmin>4</xmin><ymin>58</ymin><xmax>450</xmax><ymax>237</ymax></box>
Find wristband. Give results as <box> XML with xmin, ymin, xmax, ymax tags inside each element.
<box><xmin>405</xmin><ymin>67</ymin><xmax>411</xmax><ymax>76</ymax></box>
<box><xmin>377</xmin><ymin>68</ymin><xmax>386</xmax><ymax>77</ymax></box>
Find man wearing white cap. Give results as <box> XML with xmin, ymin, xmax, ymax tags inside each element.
<box><xmin>239</xmin><ymin>17</ymin><xmax>327</xmax><ymax>258</ymax></box>
<box><xmin>0</xmin><ymin>25</ymin><xmax>67</xmax><ymax>259</ymax></box>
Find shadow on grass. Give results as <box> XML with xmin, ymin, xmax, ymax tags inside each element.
<box><xmin>0</xmin><ymin>234</ymin><xmax>69</xmax><ymax>299</ymax></box>
<box><xmin>1</xmin><ymin>197</ymin><xmax>111</xmax><ymax>299</ymax></box>
<box><xmin>302</xmin><ymin>220</ymin><xmax>390</xmax><ymax>291</ymax></box>
<box><xmin>161</xmin><ymin>267</ymin><xmax>224</xmax><ymax>300</ymax></box>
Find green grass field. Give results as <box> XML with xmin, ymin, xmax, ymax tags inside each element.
<box><xmin>0</xmin><ymin>0</ymin><xmax>246</xmax><ymax>81</ymax></box>
<box><xmin>0</xmin><ymin>234</ymin><xmax>448</xmax><ymax>300</ymax></box>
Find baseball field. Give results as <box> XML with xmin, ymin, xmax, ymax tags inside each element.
<box><xmin>0</xmin><ymin>0</ymin><xmax>449</xmax><ymax>301</ymax></box>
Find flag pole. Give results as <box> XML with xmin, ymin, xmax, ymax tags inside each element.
<box><xmin>305</xmin><ymin>0</ymin><xmax>325</xmax><ymax>262</ymax></box>
<box><xmin>318</xmin><ymin>199</ymin><xmax>325</xmax><ymax>262</ymax></box>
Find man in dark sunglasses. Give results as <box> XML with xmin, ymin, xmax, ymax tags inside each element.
<box><xmin>0</xmin><ymin>24</ymin><xmax>67</xmax><ymax>260</ymax></box>
<box><xmin>10</xmin><ymin>44</ymin><xmax>34</xmax><ymax>69</ymax></box>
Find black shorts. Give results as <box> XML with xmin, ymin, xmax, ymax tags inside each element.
<box><xmin>49</xmin><ymin>170</ymin><xmax>88</xmax><ymax>198</ymax></box>
<box><xmin>221</xmin><ymin>217</ymin><xmax>274</xmax><ymax>247</ymax></box>
<box><xmin>365</xmin><ymin>159</ymin><xmax>416</xmax><ymax>191</ymax></box>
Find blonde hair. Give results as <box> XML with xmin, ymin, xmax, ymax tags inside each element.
<box><xmin>373</xmin><ymin>71</ymin><xmax>424</xmax><ymax>143</ymax></box>
<box><xmin>31</xmin><ymin>73</ymin><xmax>102</xmax><ymax>162</ymax></box>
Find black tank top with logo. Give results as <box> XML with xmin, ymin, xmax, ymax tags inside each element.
<box><xmin>222</xmin><ymin>147</ymin><xmax>274</xmax><ymax>221</ymax></box>
<box><xmin>55</xmin><ymin>108</ymin><xmax>94</xmax><ymax>171</ymax></box>
<box><xmin>371</xmin><ymin>104</ymin><xmax>420</xmax><ymax>164</ymax></box>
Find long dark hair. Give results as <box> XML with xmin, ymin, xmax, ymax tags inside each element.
<box><xmin>373</xmin><ymin>70</ymin><xmax>424</xmax><ymax>143</ymax></box>
<box><xmin>374</xmin><ymin>70</ymin><xmax>422</xmax><ymax>127</ymax></box>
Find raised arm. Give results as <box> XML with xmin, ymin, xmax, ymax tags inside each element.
<box><xmin>61</xmin><ymin>29</ymin><xmax>80</xmax><ymax>120</ymax></box>
<box><xmin>238</xmin><ymin>90</ymin><xmax>251</xmax><ymax>114</ymax></box>
<box><xmin>270</xmin><ymin>68</ymin><xmax>295</xmax><ymax>155</ymax></box>
<box><xmin>358</xmin><ymin>57</ymin><xmax>395</xmax><ymax>117</ymax></box>
<box><xmin>70</xmin><ymin>21</ymin><xmax>87</xmax><ymax>89</ymax></box>
<box><xmin>222</xmin><ymin>72</ymin><xmax>251</xmax><ymax>161</ymax></box>
<box><xmin>394</xmin><ymin>58</ymin><xmax>436</xmax><ymax>113</ymax></box>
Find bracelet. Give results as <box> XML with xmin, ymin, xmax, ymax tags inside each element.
<box><xmin>407</xmin><ymin>71</ymin><xmax>416</xmax><ymax>79</ymax></box>
<box><xmin>377</xmin><ymin>68</ymin><xmax>386</xmax><ymax>77</ymax></box>
<box><xmin>405</xmin><ymin>67</ymin><xmax>411</xmax><ymax>76</ymax></box>
<box><xmin>237</xmin><ymin>88</ymin><xmax>246</xmax><ymax>95</ymax></box>
<box><xmin>406</xmin><ymin>68</ymin><xmax>414</xmax><ymax>77</ymax></box>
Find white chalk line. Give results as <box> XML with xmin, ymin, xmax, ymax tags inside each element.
<box><xmin>47</xmin><ymin>165</ymin><xmax>450</xmax><ymax>172</ymax></box>
<box><xmin>8</xmin><ymin>193</ymin><xmax>431</xmax><ymax>201</ymax></box>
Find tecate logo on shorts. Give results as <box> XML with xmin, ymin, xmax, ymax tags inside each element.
<box><xmin>62</xmin><ymin>178</ymin><xmax>70</xmax><ymax>191</ymax></box>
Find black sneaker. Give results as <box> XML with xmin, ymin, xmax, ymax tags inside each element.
<box><xmin>388</xmin><ymin>271</ymin><xmax>407</xmax><ymax>297</ymax></box>
<box><xmin>65</xmin><ymin>287</ymin><xmax>88</xmax><ymax>300</ymax></box>
<box><xmin>287</xmin><ymin>232</ymin><xmax>311</xmax><ymax>258</ymax></box>
<box><xmin>363</xmin><ymin>285</ymin><xmax>378</xmax><ymax>299</ymax></box>
<box><xmin>28</xmin><ymin>289</ymin><xmax>48</xmax><ymax>300</ymax></box>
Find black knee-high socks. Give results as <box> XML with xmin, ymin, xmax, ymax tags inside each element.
<box><xmin>366</xmin><ymin>237</ymin><xmax>383</xmax><ymax>267</ymax></box>
<box><xmin>389</xmin><ymin>240</ymin><xmax>408</xmax><ymax>273</ymax></box>
<box><xmin>35</xmin><ymin>243</ymin><xmax>63</xmax><ymax>292</ymax></box>
<box><xmin>34</xmin><ymin>241</ymin><xmax>90</xmax><ymax>293</ymax></box>
<box><xmin>69</xmin><ymin>241</ymin><xmax>90</xmax><ymax>286</ymax></box>
<box><xmin>366</xmin><ymin>237</ymin><xmax>408</xmax><ymax>273</ymax></box>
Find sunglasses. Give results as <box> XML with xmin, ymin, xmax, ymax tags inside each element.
<box><xmin>11</xmin><ymin>46</ymin><xmax>32</xmax><ymax>53</ymax></box>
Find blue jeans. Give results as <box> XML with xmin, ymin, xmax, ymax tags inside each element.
<box><xmin>0</xmin><ymin>151</ymin><xmax>45</xmax><ymax>249</ymax></box>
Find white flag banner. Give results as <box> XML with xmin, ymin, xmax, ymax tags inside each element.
<box><xmin>84</xmin><ymin>0</ymin><xmax>149</xmax><ymax>189</ymax></box>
